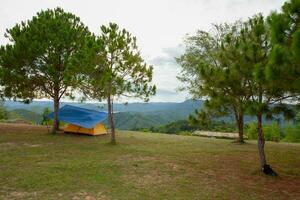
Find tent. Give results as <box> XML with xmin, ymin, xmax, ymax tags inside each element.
<box><xmin>47</xmin><ymin>105</ymin><xmax>108</xmax><ymax>135</ymax></box>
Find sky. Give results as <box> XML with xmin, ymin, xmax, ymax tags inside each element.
<box><xmin>0</xmin><ymin>0</ymin><xmax>286</xmax><ymax>102</ymax></box>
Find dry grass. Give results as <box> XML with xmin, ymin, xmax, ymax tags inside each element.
<box><xmin>0</xmin><ymin>123</ymin><xmax>299</xmax><ymax>199</ymax></box>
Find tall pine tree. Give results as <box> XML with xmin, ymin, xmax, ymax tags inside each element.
<box><xmin>80</xmin><ymin>23</ymin><xmax>156</xmax><ymax>144</ymax></box>
<box><xmin>0</xmin><ymin>8</ymin><xmax>91</xmax><ymax>133</ymax></box>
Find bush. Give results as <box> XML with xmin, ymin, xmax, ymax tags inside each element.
<box><xmin>246</xmin><ymin>122</ymin><xmax>257</xmax><ymax>140</ymax></box>
<box><xmin>263</xmin><ymin>122</ymin><xmax>281</xmax><ymax>142</ymax></box>
<box><xmin>0</xmin><ymin>104</ymin><xmax>9</xmax><ymax>120</ymax></box>
<box><xmin>41</xmin><ymin>107</ymin><xmax>52</xmax><ymax>125</ymax></box>
<box><xmin>246</xmin><ymin>122</ymin><xmax>281</xmax><ymax>142</ymax></box>
<box><xmin>283</xmin><ymin>125</ymin><xmax>300</xmax><ymax>143</ymax></box>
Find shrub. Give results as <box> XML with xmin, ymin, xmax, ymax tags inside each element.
<box><xmin>246</xmin><ymin>122</ymin><xmax>280</xmax><ymax>142</ymax></box>
<box><xmin>0</xmin><ymin>104</ymin><xmax>9</xmax><ymax>120</ymax></box>
<box><xmin>283</xmin><ymin>125</ymin><xmax>300</xmax><ymax>143</ymax></box>
<box><xmin>263</xmin><ymin>122</ymin><xmax>281</xmax><ymax>142</ymax></box>
<box><xmin>246</xmin><ymin>122</ymin><xmax>257</xmax><ymax>140</ymax></box>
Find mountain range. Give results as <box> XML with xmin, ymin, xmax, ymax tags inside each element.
<box><xmin>4</xmin><ymin>100</ymin><xmax>203</xmax><ymax>129</ymax></box>
<box><xmin>4</xmin><ymin>99</ymin><xmax>288</xmax><ymax>130</ymax></box>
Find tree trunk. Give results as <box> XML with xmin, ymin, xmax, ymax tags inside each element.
<box><xmin>52</xmin><ymin>94</ymin><xmax>60</xmax><ymax>134</ymax></box>
<box><xmin>237</xmin><ymin>113</ymin><xmax>245</xmax><ymax>143</ymax></box>
<box><xmin>257</xmin><ymin>114</ymin><xmax>266</xmax><ymax>166</ymax></box>
<box><xmin>107</xmin><ymin>95</ymin><xmax>116</xmax><ymax>144</ymax></box>
<box><xmin>257</xmin><ymin>114</ymin><xmax>277</xmax><ymax>176</ymax></box>
<box><xmin>234</xmin><ymin>110</ymin><xmax>245</xmax><ymax>144</ymax></box>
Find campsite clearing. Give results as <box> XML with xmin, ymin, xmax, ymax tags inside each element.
<box><xmin>0</xmin><ymin>123</ymin><xmax>299</xmax><ymax>200</ymax></box>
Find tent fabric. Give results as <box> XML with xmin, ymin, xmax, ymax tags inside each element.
<box><xmin>47</xmin><ymin>105</ymin><xmax>107</xmax><ymax>129</ymax></box>
<box><xmin>64</xmin><ymin>123</ymin><xmax>107</xmax><ymax>135</ymax></box>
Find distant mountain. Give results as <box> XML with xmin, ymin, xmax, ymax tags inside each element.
<box><xmin>8</xmin><ymin>109</ymin><xmax>43</xmax><ymax>124</ymax></box>
<box><xmin>4</xmin><ymin>99</ymin><xmax>202</xmax><ymax>114</ymax></box>
<box><xmin>3</xmin><ymin>100</ymin><xmax>287</xmax><ymax>130</ymax></box>
<box><xmin>3</xmin><ymin>100</ymin><xmax>204</xmax><ymax>129</ymax></box>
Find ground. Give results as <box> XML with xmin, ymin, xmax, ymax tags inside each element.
<box><xmin>0</xmin><ymin>123</ymin><xmax>299</xmax><ymax>200</ymax></box>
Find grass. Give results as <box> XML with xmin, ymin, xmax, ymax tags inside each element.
<box><xmin>0</xmin><ymin>123</ymin><xmax>300</xmax><ymax>200</ymax></box>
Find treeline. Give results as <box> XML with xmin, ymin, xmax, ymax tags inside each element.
<box><xmin>177</xmin><ymin>0</ymin><xmax>300</xmax><ymax>175</ymax></box>
<box><xmin>246</xmin><ymin>122</ymin><xmax>300</xmax><ymax>143</ymax></box>
<box><xmin>0</xmin><ymin>103</ymin><xmax>44</xmax><ymax>124</ymax></box>
<box><xmin>136</xmin><ymin>118</ymin><xmax>300</xmax><ymax>143</ymax></box>
<box><xmin>136</xmin><ymin>120</ymin><xmax>237</xmax><ymax>134</ymax></box>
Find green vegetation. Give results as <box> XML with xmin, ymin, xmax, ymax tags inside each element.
<box><xmin>9</xmin><ymin>109</ymin><xmax>42</xmax><ymax>124</ymax></box>
<box><xmin>263</xmin><ymin>122</ymin><xmax>281</xmax><ymax>142</ymax></box>
<box><xmin>0</xmin><ymin>123</ymin><xmax>299</xmax><ymax>199</ymax></box>
<box><xmin>0</xmin><ymin>103</ymin><xmax>8</xmax><ymax>120</ymax></box>
<box><xmin>177</xmin><ymin>22</ymin><xmax>249</xmax><ymax>143</ymax></box>
<box><xmin>138</xmin><ymin>120</ymin><xmax>237</xmax><ymax>135</ymax></box>
<box><xmin>41</xmin><ymin>107</ymin><xmax>52</xmax><ymax>126</ymax></box>
<box><xmin>246</xmin><ymin>122</ymin><xmax>281</xmax><ymax>142</ymax></box>
<box><xmin>0</xmin><ymin>8</ymin><xmax>92</xmax><ymax>133</ymax></box>
<box><xmin>284</xmin><ymin>125</ymin><xmax>300</xmax><ymax>143</ymax></box>
<box><xmin>0</xmin><ymin>103</ymin><xmax>42</xmax><ymax>124</ymax></box>
<box><xmin>0</xmin><ymin>0</ymin><xmax>299</xmax><ymax>182</ymax></box>
<box><xmin>79</xmin><ymin>23</ymin><xmax>155</xmax><ymax>144</ymax></box>
<box><xmin>268</xmin><ymin>0</ymin><xmax>300</xmax><ymax>95</ymax></box>
<box><xmin>245</xmin><ymin>123</ymin><xmax>258</xmax><ymax>140</ymax></box>
<box><xmin>177</xmin><ymin>0</ymin><xmax>300</xmax><ymax>175</ymax></box>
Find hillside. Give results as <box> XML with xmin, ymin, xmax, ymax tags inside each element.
<box><xmin>8</xmin><ymin>109</ymin><xmax>43</xmax><ymax>124</ymax></box>
<box><xmin>0</xmin><ymin>123</ymin><xmax>299</xmax><ymax>199</ymax></box>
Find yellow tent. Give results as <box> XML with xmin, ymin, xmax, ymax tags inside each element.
<box><xmin>64</xmin><ymin>123</ymin><xmax>107</xmax><ymax>136</ymax></box>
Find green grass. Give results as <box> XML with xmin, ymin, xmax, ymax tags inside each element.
<box><xmin>0</xmin><ymin>123</ymin><xmax>300</xmax><ymax>199</ymax></box>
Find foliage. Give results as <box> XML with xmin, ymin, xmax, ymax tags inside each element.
<box><xmin>246</xmin><ymin>122</ymin><xmax>284</xmax><ymax>142</ymax></box>
<box><xmin>8</xmin><ymin>109</ymin><xmax>42</xmax><ymax>124</ymax></box>
<box><xmin>284</xmin><ymin>124</ymin><xmax>300</xmax><ymax>143</ymax></box>
<box><xmin>177</xmin><ymin>21</ymin><xmax>260</xmax><ymax>143</ymax></box>
<box><xmin>0</xmin><ymin>103</ymin><xmax>8</xmax><ymax>120</ymax></box>
<box><xmin>153</xmin><ymin>120</ymin><xmax>199</xmax><ymax>134</ymax></box>
<box><xmin>82</xmin><ymin>23</ymin><xmax>156</xmax><ymax>102</ymax></box>
<box><xmin>80</xmin><ymin>23</ymin><xmax>155</xmax><ymax>143</ymax></box>
<box><xmin>296</xmin><ymin>112</ymin><xmax>300</xmax><ymax>123</ymax></box>
<box><xmin>268</xmin><ymin>0</ymin><xmax>300</xmax><ymax>95</ymax></box>
<box><xmin>245</xmin><ymin>122</ymin><xmax>258</xmax><ymax>140</ymax></box>
<box><xmin>41</xmin><ymin>107</ymin><xmax>52</xmax><ymax>125</ymax></box>
<box><xmin>263</xmin><ymin>122</ymin><xmax>281</xmax><ymax>142</ymax></box>
<box><xmin>246</xmin><ymin>122</ymin><xmax>282</xmax><ymax>141</ymax></box>
<box><xmin>141</xmin><ymin>119</ymin><xmax>237</xmax><ymax>135</ymax></box>
<box><xmin>178</xmin><ymin>12</ymin><xmax>294</xmax><ymax>172</ymax></box>
<box><xmin>0</xmin><ymin>7</ymin><xmax>91</xmax><ymax>132</ymax></box>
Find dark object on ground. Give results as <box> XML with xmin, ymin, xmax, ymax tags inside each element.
<box><xmin>262</xmin><ymin>164</ymin><xmax>278</xmax><ymax>176</ymax></box>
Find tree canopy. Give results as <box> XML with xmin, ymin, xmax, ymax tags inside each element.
<box><xmin>268</xmin><ymin>0</ymin><xmax>300</xmax><ymax>96</ymax></box>
<box><xmin>177</xmin><ymin>23</ymin><xmax>250</xmax><ymax>143</ymax></box>
<box><xmin>80</xmin><ymin>23</ymin><xmax>156</xmax><ymax>143</ymax></box>
<box><xmin>0</xmin><ymin>7</ymin><xmax>91</xmax><ymax>133</ymax></box>
<box><xmin>178</xmin><ymin>13</ymin><xmax>294</xmax><ymax>175</ymax></box>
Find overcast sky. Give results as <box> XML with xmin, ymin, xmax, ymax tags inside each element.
<box><xmin>0</xmin><ymin>0</ymin><xmax>285</xmax><ymax>102</ymax></box>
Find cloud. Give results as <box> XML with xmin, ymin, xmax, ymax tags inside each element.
<box><xmin>150</xmin><ymin>56</ymin><xmax>175</xmax><ymax>66</ymax></box>
<box><xmin>146</xmin><ymin>44</ymin><xmax>189</xmax><ymax>102</ymax></box>
<box><xmin>149</xmin><ymin>45</ymin><xmax>184</xmax><ymax>66</ymax></box>
<box><xmin>162</xmin><ymin>45</ymin><xmax>184</xmax><ymax>58</ymax></box>
<box><xmin>0</xmin><ymin>0</ymin><xmax>285</xmax><ymax>102</ymax></box>
<box><xmin>149</xmin><ymin>89</ymin><xmax>189</xmax><ymax>102</ymax></box>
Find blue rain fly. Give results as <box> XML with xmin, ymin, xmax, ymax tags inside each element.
<box><xmin>47</xmin><ymin>105</ymin><xmax>107</xmax><ymax>129</ymax></box>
